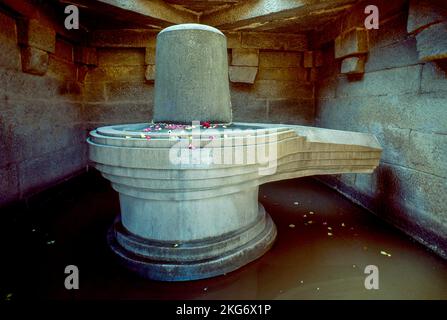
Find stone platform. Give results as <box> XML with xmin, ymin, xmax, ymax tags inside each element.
<box><xmin>88</xmin><ymin>122</ymin><xmax>381</xmax><ymax>280</ymax></box>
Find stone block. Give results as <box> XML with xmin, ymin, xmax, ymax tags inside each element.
<box><xmin>308</xmin><ymin>68</ymin><xmax>318</xmax><ymax>82</ymax></box>
<box><xmin>145</xmin><ymin>65</ymin><xmax>156</xmax><ymax>81</ymax></box>
<box><xmin>98</xmin><ymin>48</ymin><xmax>145</xmax><ymax>66</ymax></box>
<box><xmin>408</xmin><ymin>130</ymin><xmax>447</xmax><ymax>178</ymax></box>
<box><xmin>46</xmin><ymin>55</ymin><xmax>77</xmax><ymax>81</ymax></box>
<box><xmin>74</xmin><ymin>46</ymin><xmax>97</xmax><ymax>66</ymax></box>
<box><xmin>257</xmin><ymin>67</ymin><xmax>307</xmax><ymax>81</ymax></box>
<box><xmin>1</xmin><ymin>69</ymin><xmax>56</xmax><ymax>100</ymax></box>
<box><xmin>303</xmin><ymin>51</ymin><xmax>314</xmax><ymax>68</ymax></box>
<box><xmin>421</xmin><ymin>61</ymin><xmax>447</xmax><ymax>93</ymax></box>
<box><xmin>314</xmin><ymin>51</ymin><xmax>324</xmax><ymax>67</ymax></box>
<box><xmin>82</xmin><ymin>82</ymin><xmax>106</xmax><ymax>102</ymax></box>
<box><xmin>105</xmin><ymin>81</ymin><xmax>154</xmax><ymax>102</ymax></box>
<box><xmin>407</xmin><ymin>0</ymin><xmax>447</xmax><ymax>34</ymax></box>
<box><xmin>145</xmin><ymin>47</ymin><xmax>156</xmax><ymax>65</ymax></box>
<box><xmin>18</xmin><ymin>144</ymin><xmax>87</xmax><ymax>196</ymax></box>
<box><xmin>317</xmin><ymin>77</ymin><xmax>338</xmax><ymax>99</ymax></box>
<box><xmin>55</xmin><ymin>38</ymin><xmax>73</xmax><ymax>62</ymax></box>
<box><xmin>365</xmin><ymin>37</ymin><xmax>419</xmax><ymax>72</ymax></box>
<box><xmin>267</xmin><ymin>99</ymin><xmax>314</xmax><ymax>125</ymax></box>
<box><xmin>416</xmin><ymin>22</ymin><xmax>447</xmax><ymax>61</ymax></box>
<box><xmin>336</xmin><ymin>65</ymin><xmax>421</xmax><ymax>97</ymax></box>
<box><xmin>231</xmin><ymin>48</ymin><xmax>259</xmax><ymax>66</ymax></box>
<box><xmin>254</xmin><ymin>80</ymin><xmax>313</xmax><ymax>99</ymax></box>
<box><xmin>319</xmin><ymin>93</ymin><xmax>447</xmax><ymax>135</ymax></box>
<box><xmin>304</xmin><ymin>51</ymin><xmax>324</xmax><ymax>68</ymax></box>
<box><xmin>17</xmin><ymin>18</ymin><xmax>56</xmax><ymax>53</ymax></box>
<box><xmin>229</xmin><ymin>66</ymin><xmax>258</xmax><ymax>84</ymax></box>
<box><xmin>85</xmin><ymin>65</ymin><xmax>146</xmax><ymax>82</ymax></box>
<box><xmin>230</xmin><ymin>88</ymin><xmax>267</xmax><ymax>123</ymax></box>
<box><xmin>1</xmin><ymin>99</ymin><xmax>83</xmax><ymax>165</ymax></box>
<box><xmin>335</xmin><ymin>28</ymin><xmax>368</xmax><ymax>59</ymax></box>
<box><xmin>0</xmin><ymin>11</ymin><xmax>21</xmax><ymax>70</ymax></box>
<box><xmin>20</xmin><ymin>46</ymin><xmax>49</xmax><ymax>76</ymax></box>
<box><xmin>377</xmin><ymin>163</ymin><xmax>446</xmax><ymax>220</ymax></box>
<box><xmin>83</xmin><ymin>102</ymin><xmax>152</xmax><ymax>124</ymax></box>
<box><xmin>90</xmin><ymin>29</ymin><xmax>157</xmax><ymax>48</ymax></box>
<box><xmin>241</xmin><ymin>32</ymin><xmax>307</xmax><ymax>51</ymax></box>
<box><xmin>77</xmin><ymin>65</ymin><xmax>89</xmax><ymax>82</ymax></box>
<box><xmin>224</xmin><ymin>32</ymin><xmax>242</xmax><ymax>48</ymax></box>
<box><xmin>259</xmin><ymin>51</ymin><xmax>301</xmax><ymax>68</ymax></box>
<box><xmin>340</xmin><ymin>56</ymin><xmax>365</xmax><ymax>74</ymax></box>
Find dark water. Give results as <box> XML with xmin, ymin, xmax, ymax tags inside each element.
<box><xmin>2</xmin><ymin>172</ymin><xmax>447</xmax><ymax>300</ymax></box>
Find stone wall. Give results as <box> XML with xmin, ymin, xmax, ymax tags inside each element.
<box><xmin>0</xmin><ymin>9</ymin><xmax>86</xmax><ymax>205</ymax></box>
<box><xmin>84</xmin><ymin>29</ymin><xmax>315</xmax><ymax>127</ymax></box>
<box><xmin>314</xmin><ymin>1</ymin><xmax>447</xmax><ymax>257</ymax></box>
<box><xmin>231</xmin><ymin>50</ymin><xmax>314</xmax><ymax>125</ymax></box>
<box><xmin>83</xmin><ymin>47</ymin><xmax>153</xmax><ymax>131</ymax></box>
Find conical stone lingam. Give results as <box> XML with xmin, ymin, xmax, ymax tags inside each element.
<box><xmin>87</xmin><ymin>24</ymin><xmax>382</xmax><ymax>281</ymax></box>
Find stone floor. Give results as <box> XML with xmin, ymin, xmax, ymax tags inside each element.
<box><xmin>2</xmin><ymin>171</ymin><xmax>447</xmax><ymax>300</ymax></box>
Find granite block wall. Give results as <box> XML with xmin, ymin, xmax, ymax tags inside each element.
<box><xmin>0</xmin><ymin>9</ymin><xmax>86</xmax><ymax>204</ymax></box>
<box><xmin>314</xmin><ymin>2</ymin><xmax>447</xmax><ymax>258</ymax></box>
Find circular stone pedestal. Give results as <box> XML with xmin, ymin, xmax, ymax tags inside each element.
<box><xmin>88</xmin><ymin>122</ymin><xmax>281</xmax><ymax>281</ymax></box>
<box><xmin>108</xmin><ymin>205</ymin><xmax>276</xmax><ymax>281</ymax></box>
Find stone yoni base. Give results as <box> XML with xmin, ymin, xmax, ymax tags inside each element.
<box><xmin>108</xmin><ymin>205</ymin><xmax>276</xmax><ymax>281</ymax></box>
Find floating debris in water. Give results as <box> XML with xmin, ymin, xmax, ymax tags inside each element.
<box><xmin>353</xmin><ymin>264</ymin><xmax>356</xmax><ymax>268</ymax></box>
<box><xmin>289</xmin><ymin>224</ymin><xmax>295</xmax><ymax>228</ymax></box>
<box><xmin>173</xmin><ymin>243</ymin><xmax>179</xmax><ymax>248</ymax></box>
<box><xmin>316</xmin><ymin>288</ymin><xmax>320</xmax><ymax>291</ymax></box>
<box><xmin>300</xmin><ymin>280</ymin><xmax>304</xmax><ymax>284</ymax></box>
<box><xmin>125</xmin><ymin>136</ymin><xmax>131</xmax><ymax>139</ymax></box>
<box><xmin>380</xmin><ymin>250</ymin><xmax>392</xmax><ymax>257</ymax></box>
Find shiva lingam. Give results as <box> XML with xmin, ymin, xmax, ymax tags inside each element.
<box><xmin>88</xmin><ymin>24</ymin><xmax>382</xmax><ymax>281</ymax></box>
